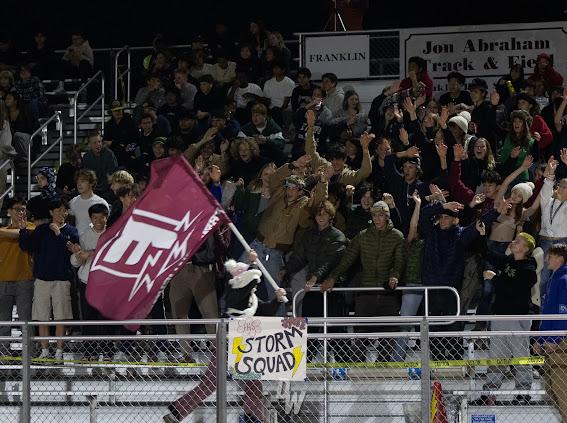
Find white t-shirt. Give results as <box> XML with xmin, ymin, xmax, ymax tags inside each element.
<box><xmin>231</xmin><ymin>83</ymin><xmax>263</xmax><ymax>109</ymax></box>
<box><xmin>69</xmin><ymin>193</ymin><xmax>110</xmax><ymax>235</ymax></box>
<box><xmin>189</xmin><ymin>63</ymin><xmax>214</xmax><ymax>81</ymax></box>
<box><xmin>263</xmin><ymin>76</ymin><xmax>295</xmax><ymax>109</ymax></box>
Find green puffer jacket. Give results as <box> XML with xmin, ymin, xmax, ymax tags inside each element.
<box><xmin>330</xmin><ymin>222</ymin><xmax>405</xmax><ymax>287</ymax></box>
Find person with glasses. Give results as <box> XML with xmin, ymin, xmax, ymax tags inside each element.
<box><xmin>0</xmin><ymin>198</ymin><xmax>34</xmax><ymax>356</ymax></box>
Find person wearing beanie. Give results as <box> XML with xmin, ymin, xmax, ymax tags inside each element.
<box><xmin>474</xmin><ymin>232</ymin><xmax>538</xmax><ymax>406</ymax></box>
<box><xmin>475</xmin><ymin>155</ymin><xmax>542</xmax><ymax>322</ymax></box>
<box><xmin>512</xmin><ymin>181</ymin><xmax>535</xmax><ymax>205</ymax></box>
<box><xmin>439</xmin><ymin>71</ymin><xmax>472</xmax><ymax>107</ymax></box>
<box><xmin>321</xmin><ymin>196</ymin><xmax>405</xmax><ymax>360</ymax></box>
<box><xmin>164</xmin><ymin>250</ymin><xmax>286</xmax><ymax>423</ymax></box>
<box><xmin>527</xmin><ymin>53</ymin><xmax>564</xmax><ymax>92</ymax></box>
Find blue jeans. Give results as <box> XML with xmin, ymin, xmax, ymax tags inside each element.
<box><xmin>240</xmin><ymin>239</ymin><xmax>285</xmax><ymax>316</ymax></box>
<box><xmin>539</xmin><ymin>237</ymin><xmax>567</xmax><ymax>305</ymax></box>
<box><xmin>391</xmin><ymin>284</ymin><xmax>424</xmax><ymax>361</ymax></box>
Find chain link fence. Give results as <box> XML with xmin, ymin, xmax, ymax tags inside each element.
<box><xmin>1</xmin><ymin>317</ymin><xmax>567</xmax><ymax>422</ymax></box>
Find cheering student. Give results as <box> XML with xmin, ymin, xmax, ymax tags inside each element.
<box><xmin>163</xmin><ymin>250</ymin><xmax>286</xmax><ymax>423</ymax></box>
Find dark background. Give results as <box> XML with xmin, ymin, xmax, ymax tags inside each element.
<box><xmin>3</xmin><ymin>1</ymin><xmax>567</xmax><ymax>50</ymax></box>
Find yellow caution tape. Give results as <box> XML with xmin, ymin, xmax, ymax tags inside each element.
<box><xmin>308</xmin><ymin>356</ymin><xmax>545</xmax><ymax>369</ymax></box>
<box><xmin>0</xmin><ymin>355</ymin><xmax>545</xmax><ymax>369</ymax></box>
<box><xmin>0</xmin><ymin>356</ymin><xmax>205</xmax><ymax>367</ymax></box>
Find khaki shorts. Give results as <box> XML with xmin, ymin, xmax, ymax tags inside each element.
<box><xmin>32</xmin><ymin>279</ymin><xmax>73</xmax><ymax>321</ymax></box>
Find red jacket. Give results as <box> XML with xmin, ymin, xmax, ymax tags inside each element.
<box><xmin>530</xmin><ymin>114</ymin><xmax>553</xmax><ymax>151</ymax></box>
<box><xmin>528</xmin><ymin>67</ymin><xmax>564</xmax><ymax>89</ymax></box>
<box><xmin>449</xmin><ymin>160</ymin><xmax>494</xmax><ymax>216</ymax></box>
<box><xmin>400</xmin><ymin>71</ymin><xmax>433</xmax><ymax>100</ymax></box>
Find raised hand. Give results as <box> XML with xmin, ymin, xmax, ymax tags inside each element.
<box><xmin>521</xmin><ymin>154</ymin><xmax>534</xmax><ymax>169</ymax></box>
<box><xmin>442</xmin><ymin>201</ymin><xmax>464</xmax><ymax>213</ymax></box>
<box><xmin>405</xmin><ymin>146</ymin><xmax>420</xmax><ymax>158</ymax></box>
<box><xmin>436</xmin><ymin>142</ymin><xmax>448</xmax><ymax>158</ymax></box>
<box><xmin>403</xmin><ymin>97</ymin><xmax>416</xmax><ymax>114</ymax></box>
<box><xmin>439</xmin><ymin>106</ymin><xmax>449</xmax><ymax>127</ymax></box>
<box><xmin>399</xmin><ymin>127</ymin><xmax>409</xmax><ymax>145</ymax></box>
<box><xmin>453</xmin><ymin>143</ymin><xmax>465</xmax><ymax>161</ymax></box>
<box><xmin>470</xmin><ymin>193</ymin><xmax>486</xmax><ymax>208</ymax></box>
<box><xmin>560</xmin><ymin>148</ymin><xmax>567</xmax><ymax>166</ymax></box>
<box><xmin>383</xmin><ymin>192</ymin><xmax>396</xmax><ymax>209</ymax></box>
<box><xmin>497</xmin><ymin>197</ymin><xmax>513</xmax><ymax>214</ymax></box>
<box><xmin>411</xmin><ymin>189</ymin><xmax>421</xmax><ymax>204</ymax></box>
<box><xmin>360</xmin><ymin>132</ymin><xmax>375</xmax><ymax>150</ymax></box>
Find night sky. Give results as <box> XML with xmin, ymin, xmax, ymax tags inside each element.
<box><xmin>3</xmin><ymin>1</ymin><xmax>566</xmax><ymax>50</ymax></box>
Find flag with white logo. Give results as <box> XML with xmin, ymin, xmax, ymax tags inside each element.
<box><xmin>86</xmin><ymin>155</ymin><xmax>228</xmax><ymax>329</ymax></box>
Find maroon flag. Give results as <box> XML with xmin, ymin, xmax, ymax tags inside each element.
<box><xmin>86</xmin><ymin>156</ymin><xmax>228</xmax><ymax>329</ymax></box>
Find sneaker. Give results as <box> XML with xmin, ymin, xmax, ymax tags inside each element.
<box><xmin>54</xmin><ymin>349</ymin><xmax>63</xmax><ymax>362</ymax></box>
<box><xmin>38</xmin><ymin>349</ymin><xmax>50</xmax><ymax>359</ymax></box>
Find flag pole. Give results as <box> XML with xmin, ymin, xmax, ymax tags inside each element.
<box><xmin>227</xmin><ymin>222</ymin><xmax>288</xmax><ymax>303</ymax></box>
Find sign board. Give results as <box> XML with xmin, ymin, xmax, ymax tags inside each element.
<box><xmin>228</xmin><ymin>317</ymin><xmax>307</xmax><ymax>381</ymax></box>
<box><xmin>471</xmin><ymin>415</ymin><xmax>496</xmax><ymax>423</ymax></box>
<box><xmin>399</xmin><ymin>22</ymin><xmax>567</xmax><ymax>97</ymax></box>
<box><xmin>304</xmin><ymin>34</ymin><xmax>370</xmax><ymax>79</ymax></box>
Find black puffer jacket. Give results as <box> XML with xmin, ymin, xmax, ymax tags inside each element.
<box><xmin>284</xmin><ymin>225</ymin><xmax>347</xmax><ymax>282</ymax></box>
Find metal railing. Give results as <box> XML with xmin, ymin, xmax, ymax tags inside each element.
<box><xmin>27</xmin><ymin>111</ymin><xmax>63</xmax><ymax>199</ymax></box>
<box><xmin>0</xmin><ymin>159</ymin><xmax>16</xmax><ymax>203</ymax></box>
<box><xmin>292</xmin><ymin>285</ymin><xmax>461</xmax><ymax>320</ymax></box>
<box><xmin>73</xmin><ymin>70</ymin><xmax>105</xmax><ymax>145</ymax></box>
<box><xmin>2</xmin><ymin>315</ymin><xmax>567</xmax><ymax>423</ymax></box>
<box><xmin>114</xmin><ymin>46</ymin><xmax>131</xmax><ymax>104</ymax></box>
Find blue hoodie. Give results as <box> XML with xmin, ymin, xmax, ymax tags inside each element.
<box><xmin>539</xmin><ymin>264</ymin><xmax>567</xmax><ymax>344</ymax></box>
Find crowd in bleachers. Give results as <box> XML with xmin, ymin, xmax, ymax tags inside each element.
<box><xmin>2</xmin><ymin>24</ymin><xmax>567</xmax><ymax>410</ymax></box>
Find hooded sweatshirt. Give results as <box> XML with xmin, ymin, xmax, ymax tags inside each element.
<box><xmin>539</xmin><ymin>264</ymin><xmax>567</xmax><ymax>344</ymax></box>
<box><xmin>489</xmin><ymin>253</ymin><xmax>537</xmax><ymax>315</ymax></box>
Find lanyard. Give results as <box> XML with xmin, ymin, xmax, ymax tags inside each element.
<box><xmin>550</xmin><ymin>199</ymin><xmax>566</xmax><ymax>225</ymax></box>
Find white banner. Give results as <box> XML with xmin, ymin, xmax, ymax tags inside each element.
<box><xmin>304</xmin><ymin>34</ymin><xmax>369</xmax><ymax>79</ymax></box>
<box><xmin>228</xmin><ymin>317</ymin><xmax>307</xmax><ymax>381</ymax></box>
<box><xmin>399</xmin><ymin>22</ymin><xmax>567</xmax><ymax>97</ymax></box>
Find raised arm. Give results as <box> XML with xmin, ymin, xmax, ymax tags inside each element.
<box><xmin>305</xmin><ymin>110</ymin><xmax>330</xmax><ymax>170</ymax></box>
<box><xmin>495</xmin><ymin>154</ymin><xmax>534</xmax><ymax>206</ymax></box>
<box><xmin>407</xmin><ymin>190</ymin><xmax>422</xmax><ymax>243</ymax></box>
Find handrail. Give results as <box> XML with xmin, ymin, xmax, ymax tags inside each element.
<box><xmin>114</xmin><ymin>46</ymin><xmax>131</xmax><ymax>104</ymax></box>
<box><xmin>73</xmin><ymin>70</ymin><xmax>105</xmax><ymax>145</ymax></box>
<box><xmin>292</xmin><ymin>285</ymin><xmax>461</xmax><ymax>322</ymax></box>
<box><xmin>0</xmin><ymin>159</ymin><xmax>16</xmax><ymax>202</ymax></box>
<box><xmin>28</xmin><ymin>111</ymin><xmax>63</xmax><ymax>199</ymax></box>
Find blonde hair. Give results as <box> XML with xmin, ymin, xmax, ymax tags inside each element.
<box><xmin>108</xmin><ymin>170</ymin><xmax>134</xmax><ymax>185</ymax></box>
